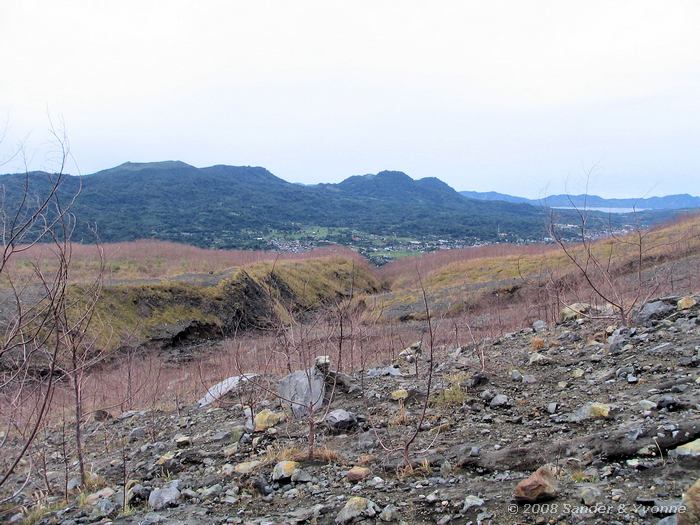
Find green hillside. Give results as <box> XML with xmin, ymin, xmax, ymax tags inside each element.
<box><xmin>0</xmin><ymin>162</ymin><xmax>550</xmax><ymax>248</ymax></box>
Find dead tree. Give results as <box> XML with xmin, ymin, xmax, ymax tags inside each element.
<box><xmin>548</xmin><ymin>191</ymin><xmax>666</xmax><ymax>326</ymax></box>
<box><xmin>0</xmin><ymin>126</ymin><xmax>102</xmax><ymax>497</ymax></box>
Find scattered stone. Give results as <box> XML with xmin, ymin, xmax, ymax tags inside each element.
<box><xmin>128</xmin><ymin>484</ymin><xmax>150</xmax><ymax>504</ymax></box>
<box><xmin>197</xmin><ymin>374</ymin><xmax>258</xmax><ymax>407</ymax></box>
<box><xmin>398</xmin><ymin>341</ymin><xmax>422</xmax><ymax>363</ymax></box>
<box><xmin>679</xmin><ymin>478</ymin><xmax>700</xmax><ymax>525</ymax></box>
<box><xmin>366</xmin><ymin>365</ymin><xmax>402</xmax><ymax>378</ymax></box>
<box><xmin>489</xmin><ymin>394</ymin><xmax>509</xmax><ymax>408</ymax></box>
<box><xmin>234</xmin><ymin>460</ymin><xmax>262</xmax><ymax>474</ymax></box>
<box><xmin>174</xmin><ymin>434</ymin><xmax>191</xmax><ymax>447</ymax></box>
<box><xmin>658</xmin><ymin>395</ymin><xmax>687</xmax><ymax>411</ymax></box>
<box><xmin>253</xmin><ymin>409</ymin><xmax>285</xmax><ymax>432</ymax></box>
<box><xmin>514</xmin><ymin>465</ymin><xmax>559</xmax><ymax>503</ymax></box>
<box><xmin>91</xmin><ymin>497</ymin><xmax>116</xmax><ymax>518</ymax></box>
<box><xmin>561</xmin><ymin>303</ymin><xmax>590</xmax><ymax>322</ymax></box>
<box><xmin>580</xmin><ymin>485</ymin><xmax>602</xmax><ymax>506</ymax></box>
<box><xmin>347</xmin><ymin>466</ymin><xmax>371</xmax><ymax>482</ymax></box>
<box><xmin>678</xmin><ymin>296</ymin><xmax>697</xmax><ymax>311</ymax></box>
<box><xmin>670</xmin><ymin>439</ymin><xmax>700</xmax><ymax>458</ymax></box>
<box><xmin>129</xmin><ymin>426</ymin><xmax>146</xmax><ymax>442</ymax></box>
<box><xmin>85</xmin><ymin>487</ymin><xmax>115</xmax><ymax>505</ymax></box>
<box><xmin>200</xmin><ymin>483</ymin><xmax>222</xmax><ymax>498</ymax></box>
<box><xmin>379</xmin><ymin>504</ymin><xmax>399</xmax><ymax>522</ymax></box>
<box><xmin>288</xmin><ymin>505</ymin><xmax>326</xmax><ymax>522</ymax></box>
<box><xmin>547</xmin><ymin>402</ymin><xmax>557</xmax><ymax>414</ymax></box>
<box><xmin>467</xmin><ymin>371</ymin><xmax>489</xmax><ymax>387</ymax></box>
<box><xmin>272</xmin><ymin>461</ymin><xmax>300</xmax><ymax>482</ymax></box>
<box><xmin>532</xmin><ymin>320</ymin><xmax>547</xmax><ymax>332</ymax></box>
<box><xmin>335</xmin><ymin>496</ymin><xmax>379</xmax><ymax>524</ymax></box>
<box><xmin>390</xmin><ymin>389</ymin><xmax>409</xmax><ymax>401</ymax></box>
<box><xmin>66</xmin><ymin>476</ymin><xmax>82</xmax><ymax>492</ymax></box>
<box><xmin>528</xmin><ymin>352</ymin><xmax>552</xmax><ymax>365</ymax></box>
<box><xmin>636</xmin><ymin>300</ymin><xmax>674</xmax><ymax>323</ymax></box>
<box><xmin>148</xmin><ymin>480</ymin><xmax>181</xmax><ymax>510</ymax></box>
<box><xmin>479</xmin><ymin>389</ymin><xmax>496</xmax><ymax>402</ymax></box>
<box><xmin>278</xmin><ymin>366</ymin><xmax>326</xmax><ymax>418</ymax></box>
<box><xmin>325</xmin><ymin>409</ymin><xmax>358</xmax><ymax>432</ymax></box>
<box><xmin>510</xmin><ymin>369</ymin><xmax>523</xmax><ymax>382</ymax></box>
<box><xmin>572</xmin><ymin>402</ymin><xmax>611</xmax><ymax>421</ymax></box>
<box><xmin>462</xmin><ymin>494</ymin><xmax>485</xmax><ymax>512</ymax></box>
<box><xmin>229</xmin><ymin>425</ymin><xmax>246</xmax><ymax>443</ymax></box>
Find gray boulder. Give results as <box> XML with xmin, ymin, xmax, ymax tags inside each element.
<box><xmin>532</xmin><ymin>320</ymin><xmax>547</xmax><ymax>332</ymax></box>
<box><xmin>490</xmin><ymin>394</ymin><xmax>509</xmax><ymax>408</ymax></box>
<box><xmin>148</xmin><ymin>480</ymin><xmax>181</xmax><ymax>510</ymax></box>
<box><xmin>635</xmin><ymin>301</ymin><xmax>674</xmax><ymax>323</ymax></box>
<box><xmin>325</xmin><ymin>409</ymin><xmax>358</xmax><ymax>432</ymax></box>
<box><xmin>197</xmin><ymin>374</ymin><xmax>257</xmax><ymax>407</ymax></box>
<box><xmin>278</xmin><ymin>367</ymin><xmax>326</xmax><ymax>418</ymax></box>
<box><xmin>366</xmin><ymin>365</ymin><xmax>402</xmax><ymax>378</ymax></box>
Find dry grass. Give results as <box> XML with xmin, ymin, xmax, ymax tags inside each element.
<box><xmin>356</xmin><ymin>453</ymin><xmax>376</xmax><ymax>466</ymax></box>
<box><xmin>382</xmin><ymin>213</ymin><xmax>700</xmax><ymax>296</ymax></box>
<box><xmin>395</xmin><ymin>458</ymin><xmax>432</xmax><ymax>480</ymax></box>
<box><xmin>0</xmin><ymin>240</ymin><xmax>367</xmax><ymax>286</ymax></box>
<box><xmin>389</xmin><ymin>402</ymin><xmax>410</xmax><ymax>427</ymax></box>
<box><xmin>261</xmin><ymin>444</ymin><xmax>344</xmax><ymax>464</ymax></box>
<box><xmin>530</xmin><ymin>337</ymin><xmax>546</xmax><ymax>351</ymax></box>
<box><xmin>312</xmin><ymin>446</ymin><xmax>345</xmax><ymax>464</ymax></box>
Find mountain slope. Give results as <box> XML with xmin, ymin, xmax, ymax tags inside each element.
<box><xmin>460</xmin><ymin>190</ymin><xmax>700</xmax><ymax>210</ymax></box>
<box><xmin>0</xmin><ymin>163</ymin><xmax>551</xmax><ymax>248</ymax></box>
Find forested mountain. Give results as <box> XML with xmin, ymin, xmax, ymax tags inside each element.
<box><xmin>0</xmin><ymin>162</ymin><xmax>550</xmax><ymax>248</ymax></box>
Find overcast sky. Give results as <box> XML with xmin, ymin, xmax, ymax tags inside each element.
<box><xmin>1</xmin><ymin>1</ymin><xmax>699</xmax><ymax>198</ymax></box>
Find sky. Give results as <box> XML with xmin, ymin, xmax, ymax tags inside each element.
<box><xmin>1</xmin><ymin>0</ymin><xmax>699</xmax><ymax>198</ymax></box>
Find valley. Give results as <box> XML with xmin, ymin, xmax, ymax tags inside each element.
<box><xmin>1</xmin><ymin>209</ymin><xmax>699</xmax><ymax>524</ymax></box>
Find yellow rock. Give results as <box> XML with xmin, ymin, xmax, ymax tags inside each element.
<box><xmin>254</xmin><ymin>409</ymin><xmax>284</xmax><ymax>432</ymax></box>
<box><xmin>223</xmin><ymin>444</ymin><xmax>238</xmax><ymax>457</ymax></box>
<box><xmin>347</xmin><ymin>466</ymin><xmax>371</xmax><ymax>482</ymax></box>
<box><xmin>156</xmin><ymin>451</ymin><xmax>177</xmax><ymax>465</ymax></box>
<box><xmin>272</xmin><ymin>460</ymin><xmax>300</xmax><ymax>481</ymax></box>
<box><xmin>390</xmin><ymin>389</ymin><xmax>409</xmax><ymax>401</ymax></box>
<box><xmin>336</xmin><ymin>497</ymin><xmax>376</xmax><ymax>523</ymax></box>
<box><xmin>234</xmin><ymin>460</ymin><xmax>262</xmax><ymax>474</ymax></box>
<box><xmin>572</xmin><ymin>368</ymin><xmax>585</xmax><ymax>378</ymax></box>
<box><xmin>560</xmin><ymin>303</ymin><xmax>590</xmax><ymax>322</ymax></box>
<box><xmin>589</xmin><ymin>402</ymin><xmax>610</xmax><ymax>418</ymax></box>
<box><xmin>85</xmin><ymin>487</ymin><xmax>115</xmax><ymax>505</ymax></box>
<box><xmin>678</xmin><ymin>297</ymin><xmax>697</xmax><ymax>310</ymax></box>
<box><xmin>679</xmin><ymin>478</ymin><xmax>700</xmax><ymax>525</ymax></box>
<box><xmin>672</xmin><ymin>439</ymin><xmax>700</xmax><ymax>457</ymax></box>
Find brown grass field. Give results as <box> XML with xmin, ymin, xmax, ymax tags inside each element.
<box><xmin>2</xmin><ymin>213</ymin><xmax>700</xmax><ymax>427</ymax></box>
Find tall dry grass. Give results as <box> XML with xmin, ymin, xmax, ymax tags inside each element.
<box><xmin>1</xmin><ymin>240</ymin><xmax>367</xmax><ymax>285</ymax></box>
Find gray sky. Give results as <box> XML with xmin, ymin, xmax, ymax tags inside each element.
<box><xmin>1</xmin><ymin>0</ymin><xmax>699</xmax><ymax>198</ymax></box>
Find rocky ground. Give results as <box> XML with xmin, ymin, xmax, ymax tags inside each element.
<box><xmin>3</xmin><ymin>295</ymin><xmax>700</xmax><ymax>525</ymax></box>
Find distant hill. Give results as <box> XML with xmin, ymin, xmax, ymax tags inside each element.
<box><xmin>0</xmin><ymin>162</ymin><xmax>551</xmax><ymax>248</ymax></box>
<box><xmin>460</xmin><ymin>190</ymin><xmax>700</xmax><ymax>210</ymax></box>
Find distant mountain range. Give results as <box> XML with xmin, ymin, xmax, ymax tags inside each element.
<box><xmin>459</xmin><ymin>190</ymin><xmax>700</xmax><ymax>210</ymax></box>
<box><xmin>0</xmin><ymin>161</ymin><xmax>688</xmax><ymax>250</ymax></box>
<box><xmin>0</xmin><ymin>162</ymin><xmax>551</xmax><ymax>248</ymax></box>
